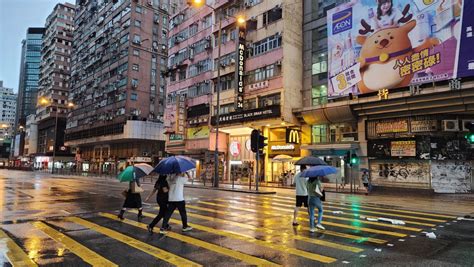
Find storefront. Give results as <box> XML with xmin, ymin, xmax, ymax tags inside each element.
<box><xmin>367</xmin><ymin>117</ymin><xmax>474</xmax><ymax>193</ymax></box>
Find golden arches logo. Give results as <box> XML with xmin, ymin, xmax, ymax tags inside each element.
<box><xmin>287</xmin><ymin>129</ymin><xmax>300</xmax><ymax>144</ymax></box>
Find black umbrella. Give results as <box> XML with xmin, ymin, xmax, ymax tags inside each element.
<box><xmin>294</xmin><ymin>156</ymin><xmax>327</xmax><ymax>166</ymax></box>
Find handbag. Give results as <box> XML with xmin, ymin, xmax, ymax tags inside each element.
<box><xmin>321</xmin><ymin>190</ymin><xmax>326</xmax><ymax>202</ymax></box>
<box><xmin>314</xmin><ymin>183</ymin><xmax>323</xmax><ymax>197</ymax></box>
<box><xmin>131</xmin><ymin>181</ymin><xmax>144</xmax><ymax>193</ymax></box>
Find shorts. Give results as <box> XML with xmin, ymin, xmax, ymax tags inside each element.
<box><xmin>295</xmin><ymin>195</ymin><xmax>308</xmax><ymax>207</ymax></box>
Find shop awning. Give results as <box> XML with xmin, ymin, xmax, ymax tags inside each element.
<box><xmin>298</xmin><ymin>105</ymin><xmax>355</xmax><ymax>125</ymax></box>
<box><xmin>301</xmin><ymin>143</ymin><xmax>359</xmax><ymax>156</ymax></box>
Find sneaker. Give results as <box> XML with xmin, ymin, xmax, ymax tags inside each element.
<box><xmin>309</xmin><ymin>228</ymin><xmax>316</xmax><ymax>233</ymax></box>
<box><xmin>292</xmin><ymin>222</ymin><xmax>299</xmax><ymax>226</ymax></box>
<box><xmin>182</xmin><ymin>226</ymin><xmax>193</xmax><ymax>232</ymax></box>
<box><xmin>147</xmin><ymin>225</ymin><xmax>153</xmax><ymax>234</ymax></box>
<box><xmin>316</xmin><ymin>224</ymin><xmax>325</xmax><ymax>230</ymax></box>
<box><xmin>159</xmin><ymin>228</ymin><xmax>168</xmax><ymax>234</ymax></box>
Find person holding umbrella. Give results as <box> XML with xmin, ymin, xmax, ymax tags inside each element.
<box><xmin>292</xmin><ymin>165</ymin><xmax>308</xmax><ymax>226</ymax></box>
<box><xmin>153</xmin><ymin>156</ymin><xmax>196</xmax><ymax>234</ymax></box>
<box><xmin>145</xmin><ymin>175</ymin><xmax>169</xmax><ymax>234</ymax></box>
<box><xmin>117</xmin><ymin>164</ymin><xmax>154</xmax><ymax>221</ymax></box>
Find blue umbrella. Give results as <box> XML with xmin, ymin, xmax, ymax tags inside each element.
<box><xmin>153</xmin><ymin>156</ymin><xmax>196</xmax><ymax>174</ymax></box>
<box><xmin>300</xmin><ymin>165</ymin><xmax>337</xmax><ymax>177</ymax></box>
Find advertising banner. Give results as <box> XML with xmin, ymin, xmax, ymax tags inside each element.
<box><xmin>327</xmin><ymin>0</ymin><xmax>464</xmax><ymax>97</ymax></box>
<box><xmin>391</xmin><ymin>140</ymin><xmax>416</xmax><ymax>157</ymax></box>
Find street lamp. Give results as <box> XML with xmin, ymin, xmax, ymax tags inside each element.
<box><xmin>38</xmin><ymin>97</ymin><xmax>74</xmax><ymax>174</ymax></box>
<box><xmin>188</xmin><ymin>0</ymin><xmax>246</xmax><ymax>188</ymax></box>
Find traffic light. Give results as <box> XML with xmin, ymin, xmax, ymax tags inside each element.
<box><xmin>350</xmin><ymin>153</ymin><xmax>359</xmax><ymax>165</ymax></box>
<box><xmin>465</xmin><ymin>132</ymin><xmax>474</xmax><ymax>144</ymax></box>
<box><xmin>250</xmin><ymin>130</ymin><xmax>259</xmax><ymax>152</ymax></box>
<box><xmin>258</xmin><ymin>134</ymin><xmax>267</xmax><ymax>152</ymax></box>
<box><xmin>250</xmin><ymin>129</ymin><xmax>267</xmax><ymax>153</ymax></box>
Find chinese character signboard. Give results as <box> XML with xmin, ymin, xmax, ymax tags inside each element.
<box><xmin>186</xmin><ymin>126</ymin><xmax>210</xmax><ymax>140</ymax></box>
<box><xmin>391</xmin><ymin>140</ymin><xmax>416</xmax><ymax>157</ymax></box>
<box><xmin>235</xmin><ymin>25</ymin><xmax>246</xmax><ymax>110</ymax></box>
<box><xmin>175</xmin><ymin>94</ymin><xmax>186</xmax><ymax>134</ymax></box>
<box><xmin>327</xmin><ymin>0</ymin><xmax>467</xmax><ymax>97</ymax></box>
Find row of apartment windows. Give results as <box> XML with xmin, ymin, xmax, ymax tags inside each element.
<box><xmin>169</xmin><ymin>14</ymin><xmax>212</xmax><ymax>48</ymax></box>
<box><xmin>215</xmin><ymin>93</ymin><xmax>281</xmax><ymax>115</ymax></box>
<box><xmin>250</xmin><ymin>34</ymin><xmax>282</xmax><ymax>57</ymax></box>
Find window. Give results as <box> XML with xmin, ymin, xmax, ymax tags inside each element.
<box><xmin>133</xmin><ymin>34</ymin><xmax>141</xmax><ymax>44</ymax></box>
<box><xmin>133</xmin><ymin>49</ymin><xmax>140</xmax><ymax>56</ymax></box>
<box><xmin>134</xmin><ymin>20</ymin><xmax>141</xmax><ymax>27</ymax></box>
<box><xmin>215</xmin><ymin>75</ymin><xmax>234</xmax><ymax>92</ymax></box>
<box><xmin>312</xmin><ymin>53</ymin><xmax>327</xmax><ymax>75</ymax></box>
<box><xmin>244</xmin><ymin>98</ymin><xmax>256</xmax><ymax>109</ymax></box>
<box><xmin>258</xmin><ymin>93</ymin><xmax>280</xmax><ymax>107</ymax></box>
<box><xmin>216</xmin><ymin>103</ymin><xmax>235</xmax><ymax>115</ymax></box>
<box><xmin>170</xmin><ymin>70</ymin><xmax>177</xmax><ymax>82</ymax></box>
<box><xmin>131</xmin><ymin>93</ymin><xmax>138</xmax><ymax>101</ymax></box>
<box><xmin>135</xmin><ymin>6</ymin><xmax>142</xmax><ymax>13</ymax></box>
<box><xmin>178</xmin><ymin>69</ymin><xmax>186</xmax><ymax>80</ymax></box>
<box><xmin>248</xmin><ymin>64</ymin><xmax>279</xmax><ymax>83</ymax></box>
<box><xmin>202</xmin><ymin>15</ymin><xmax>212</xmax><ymax>29</ymax></box>
<box><xmin>312</xmin><ymin>85</ymin><xmax>328</xmax><ymax>106</ymax></box>
<box><xmin>251</xmin><ymin>34</ymin><xmax>282</xmax><ymax>57</ymax></box>
<box><xmin>131</xmin><ymin>79</ymin><xmax>139</xmax><ymax>88</ymax></box>
<box><xmin>263</xmin><ymin>7</ymin><xmax>282</xmax><ymax>26</ymax></box>
<box><xmin>132</xmin><ymin>64</ymin><xmax>139</xmax><ymax>71</ymax></box>
<box><xmin>312</xmin><ymin>124</ymin><xmax>328</xmax><ymax>143</ymax></box>
<box><xmin>189</xmin><ymin>24</ymin><xmax>198</xmax><ymax>36</ymax></box>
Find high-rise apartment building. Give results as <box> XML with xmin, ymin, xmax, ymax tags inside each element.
<box><xmin>164</xmin><ymin>0</ymin><xmax>304</xmax><ymax>184</ymax></box>
<box><xmin>35</xmin><ymin>3</ymin><xmax>75</xmax><ymax>169</ymax></box>
<box><xmin>0</xmin><ymin>81</ymin><xmax>17</xmax><ymax>138</ymax></box>
<box><xmin>66</xmin><ymin>0</ymin><xmax>169</xmax><ymax>173</ymax></box>
<box><xmin>14</xmin><ymin>27</ymin><xmax>45</xmax><ymax>158</ymax></box>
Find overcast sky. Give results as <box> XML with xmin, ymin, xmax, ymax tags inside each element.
<box><xmin>0</xmin><ymin>0</ymin><xmax>65</xmax><ymax>92</ymax></box>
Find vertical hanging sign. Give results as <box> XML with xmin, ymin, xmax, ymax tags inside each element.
<box><xmin>235</xmin><ymin>25</ymin><xmax>246</xmax><ymax>110</ymax></box>
<box><xmin>175</xmin><ymin>93</ymin><xmax>186</xmax><ymax>134</ymax></box>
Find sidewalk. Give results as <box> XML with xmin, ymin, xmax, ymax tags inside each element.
<box><xmin>50</xmin><ymin>171</ymin><xmax>474</xmax><ymax>216</ymax></box>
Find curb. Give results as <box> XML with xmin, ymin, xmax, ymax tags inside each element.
<box><xmin>184</xmin><ymin>185</ymin><xmax>277</xmax><ymax>194</ymax></box>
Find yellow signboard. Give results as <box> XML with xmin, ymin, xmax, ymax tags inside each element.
<box><xmin>186</xmin><ymin>126</ymin><xmax>210</xmax><ymax>140</ymax></box>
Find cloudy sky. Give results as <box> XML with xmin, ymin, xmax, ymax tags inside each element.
<box><xmin>0</xmin><ymin>0</ymin><xmax>65</xmax><ymax>92</ymax></box>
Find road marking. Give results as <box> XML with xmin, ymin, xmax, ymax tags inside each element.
<box><xmin>226</xmin><ymin>197</ymin><xmax>423</xmax><ymax>231</ymax></box>
<box><xmin>253</xmin><ymin>195</ymin><xmax>446</xmax><ymax>223</ymax></box>
<box><xmin>185</xmin><ymin>204</ymin><xmax>386</xmax><ymax>244</ymax></box>
<box><xmin>199</xmin><ymin>201</ymin><xmax>407</xmax><ymax>238</ymax></box>
<box><xmin>66</xmin><ymin>217</ymin><xmax>200</xmax><ymax>266</ymax></box>
<box><xmin>31</xmin><ymin>221</ymin><xmax>117</xmax><ymax>267</ymax></box>
<box><xmin>138</xmin><ymin>209</ymin><xmax>337</xmax><ymax>263</ymax></box>
<box><xmin>0</xmin><ymin>229</ymin><xmax>38</xmax><ymax>267</ymax></box>
<box><xmin>267</xmin><ymin>195</ymin><xmax>456</xmax><ymax>219</ymax></box>
<box><xmin>99</xmin><ymin>212</ymin><xmax>279</xmax><ymax>266</ymax></box>
<box><xmin>151</xmin><ymin>207</ymin><xmax>363</xmax><ymax>253</ymax></box>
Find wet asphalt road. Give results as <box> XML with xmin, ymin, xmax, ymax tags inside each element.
<box><xmin>0</xmin><ymin>170</ymin><xmax>473</xmax><ymax>266</ymax></box>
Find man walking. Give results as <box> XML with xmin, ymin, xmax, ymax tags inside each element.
<box><xmin>293</xmin><ymin>165</ymin><xmax>308</xmax><ymax>226</ymax></box>
<box><xmin>160</xmin><ymin>172</ymin><xmax>193</xmax><ymax>233</ymax></box>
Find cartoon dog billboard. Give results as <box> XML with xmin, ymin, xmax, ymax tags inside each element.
<box><xmin>327</xmin><ymin>0</ymin><xmax>463</xmax><ymax>97</ymax></box>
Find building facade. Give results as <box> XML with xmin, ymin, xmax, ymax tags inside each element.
<box><xmin>164</xmin><ymin>0</ymin><xmax>304</xmax><ymax>185</ymax></box>
<box><xmin>14</xmin><ymin>27</ymin><xmax>45</xmax><ymax>159</ymax></box>
<box><xmin>0</xmin><ymin>81</ymin><xmax>17</xmax><ymax>138</ymax></box>
<box><xmin>66</xmin><ymin>0</ymin><xmax>169</xmax><ymax>174</ymax></box>
<box><xmin>298</xmin><ymin>0</ymin><xmax>474</xmax><ymax>193</ymax></box>
<box><xmin>36</xmin><ymin>2</ymin><xmax>76</xmax><ymax>170</ymax></box>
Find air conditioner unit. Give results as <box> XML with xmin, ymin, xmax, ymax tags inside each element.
<box><xmin>147</xmin><ymin>1</ymin><xmax>152</xmax><ymax>6</ymax></box>
<box><xmin>229</xmin><ymin>58</ymin><xmax>236</xmax><ymax>64</ymax></box>
<box><xmin>275</xmin><ymin>60</ymin><xmax>282</xmax><ymax>66</ymax></box>
<box><xmin>462</xmin><ymin>120</ymin><xmax>474</xmax><ymax>131</ymax></box>
<box><xmin>442</xmin><ymin>120</ymin><xmax>459</xmax><ymax>131</ymax></box>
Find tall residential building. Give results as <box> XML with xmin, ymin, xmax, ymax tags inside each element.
<box><xmin>14</xmin><ymin>27</ymin><xmax>45</xmax><ymax>158</ymax></box>
<box><xmin>0</xmin><ymin>81</ymin><xmax>17</xmax><ymax>138</ymax></box>
<box><xmin>67</xmin><ymin>0</ymin><xmax>169</xmax><ymax>174</ymax></box>
<box><xmin>36</xmin><ymin>2</ymin><xmax>75</xmax><ymax>169</ymax></box>
<box><xmin>164</xmin><ymin>0</ymin><xmax>304</xmax><ymax>184</ymax></box>
<box><xmin>298</xmin><ymin>0</ymin><xmax>474</xmax><ymax>193</ymax></box>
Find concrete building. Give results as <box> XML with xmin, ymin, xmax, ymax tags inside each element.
<box><xmin>24</xmin><ymin>114</ymin><xmax>38</xmax><ymax>158</ymax></box>
<box><xmin>66</xmin><ymin>0</ymin><xmax>169</xmax><ymax>174</ymax></box>
<box><xmin>14</xmin><ymin>27</ymin><xmax>45</xmax><ymax>159</ymax></box>
<box><xmin>36</xmin><ymin>2</ymin><xmax>76</xmax><ymax>171</ymax></box>
<box><xmin>164</xmin><ymin>0</ymin><xmax>304</xmax><ymax>185</ymax></box>
<box><xmin>0</xmin><ymin>81</ymin><xmax>17</xmax><ymax>138</ymax></box>
<box><xmin>297</xmin><ymin>0</ymin><xmax>474</xmax><ymax>193</ymax></box>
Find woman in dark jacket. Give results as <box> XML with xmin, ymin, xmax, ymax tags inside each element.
<box><xmin>118</xmin><ymin>175</ymin><xmax>143</xmax><ymax>221</ymax></box>
<box><xmin>145</xmin><ymin>175</ymin><xmax>169</xmax><ymax>234</ymax></box>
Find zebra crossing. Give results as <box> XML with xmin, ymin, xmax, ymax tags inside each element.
<box><xmin>0</xmin><ymin>193</ymin><xmax>459</xmax><ymax>266</ymax></box>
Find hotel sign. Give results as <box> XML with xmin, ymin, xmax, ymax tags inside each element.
<box><xmin>235</xmin><ymin>25</ymin><xmax>246</xmax><ymax>110</ymax></box>
<box><xmin>211</xmin><ymin>105</ymin><xmax>280</xmax><ymax>125</ymax></box>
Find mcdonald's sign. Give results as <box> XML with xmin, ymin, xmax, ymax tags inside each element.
<box><xmin>286</xmin><ymin>129</ymin><xmax>300</xmax><ymax>144</ymax></box>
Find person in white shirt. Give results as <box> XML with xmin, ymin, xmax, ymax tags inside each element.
<box><xmin>160</xmin><ymin>172</ymin><xmax>193</xmax><ymax>233</ymax></box>
<box><xmin>293</xmin><ymin>165</ymin><xmax>308</xmax><ymax>226</ymax></box>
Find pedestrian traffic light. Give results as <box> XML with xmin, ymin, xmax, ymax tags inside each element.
<box><xmin>250</xmin><ymin>129</ymin><xmax>259</xmax><ymax>153</ymax></box>
<box><xmin>350</xmin><ymin>153</ymin><xmax>359</xmax><ymax>166</ymax></box>
<box><xmin>465</xmin><ymin>132</ymin><xmax>474</xmax><ymax>144</ymax></box>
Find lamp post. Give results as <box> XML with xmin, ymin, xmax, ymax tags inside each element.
<box><xmin>188</xmin><ymin>0</ymin><xmax>245</xmax><ymax>188</ymax></box>
<box><xmin>39</xmin><ymin>97</ymin><xmax>74</xmax><ymax>173</ymax></box>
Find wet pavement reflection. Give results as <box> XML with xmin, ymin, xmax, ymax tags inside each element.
<box><xmin>1</xmin><ymin>170</ymin><xmax>473</xmax><ymax>266</ymax></box>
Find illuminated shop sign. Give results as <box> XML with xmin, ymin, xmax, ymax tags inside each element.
<box><xmin>235</xmin><ymin>25</ymin><xmax>246</xmax><ymax>110</ymax></box>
